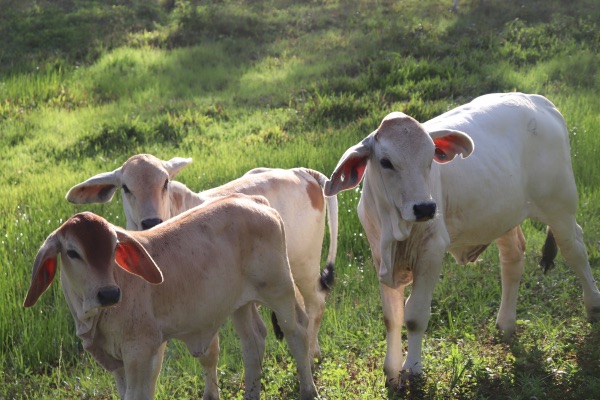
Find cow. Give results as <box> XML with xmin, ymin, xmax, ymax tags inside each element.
<box><xmin>23</xmin><ymin>195</ymin><xmax>318</xmax><ymax>400</ymax></box>
<box><xmin>65</xmin><ymin>155</ymin><xmax>338</xmax><ymax>363</ymax></box>
<box><xmin>323</xmin><ymin>92</ymin><xmax>600</xmax><ymax>388</ymax></box>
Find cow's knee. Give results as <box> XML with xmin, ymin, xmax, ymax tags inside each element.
<box><xmin>405</xmin><ymin>319</ymin><xmax>418</xmax><ymax>332</ymax></box>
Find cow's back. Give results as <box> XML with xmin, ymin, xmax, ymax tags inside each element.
<box><xmin>202</xmin><ymin>168</ymin><xmax>327</xmax><ymax>266</ymax></box>
<box><xmin>424</xmin><ymin>93</ymin><xmax>575</xmax><ymax>251</ymax></box>
<box><xmin>134</xmin><ymin>195</ymin><xmax>290</xmax><ymax>337</ymax></box>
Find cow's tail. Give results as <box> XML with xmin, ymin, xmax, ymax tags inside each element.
<box><xmin>272</xmin><ymin>169</ymin><xmax>338</xmax><ymax>341</ymax></box>
<box><xmin>272</xmin><ymin>312</ymin><xmax>284</xmax><ymax>340</ymax></box>
<box><xmin>539</xmin><ymin>227</ymin><xmax>558</xmax><ymax>273</ymax></box>
<box><xmin>302</xmin><ymin>167</ymin><xmax>338</xmax><ymax>292</ymax></box>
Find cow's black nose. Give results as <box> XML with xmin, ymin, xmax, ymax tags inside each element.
<box><xmin>413</xmin><ymin>202</ymin><xmax>436</xmax><ymax>221</ymax></box>
<box><xmin>98</xmin><ymin>287</ymin><xmax>121</xmax><ymax>306</ymax></box>
<box><xmin>141</xmin><ymin>218</ymin><xmax>163</xmax><ymax>230</ymax></box>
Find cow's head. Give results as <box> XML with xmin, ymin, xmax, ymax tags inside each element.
<box><xmin>66</xmin><ymin>154</ymin><xmax>191</xmax><ymax>231</ymax></box>
<box><xmin>324</xmin><ymin>112</ymin><xmax>473</xmax><ymax>286</ymax></box>
<box><xmin>23</xmin><ymin>212</ymin><xmax>163</xmax><ymax>317</ymax></box>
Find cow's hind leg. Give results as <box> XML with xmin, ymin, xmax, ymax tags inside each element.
<box><xmin>231</xmin><ymin>303</ymin><xmax>267</xmax><ymax>400</ymax></box>
<box><xmin>495</xmin><ymin>226</ymin><xmax>527</xmax><ymax>339</ymax></box>
<box><xmin>294</xmin><ymin>271</ymin><xmax>328</xmax><ymax>363</ymax></box>
<box><xmin>545</xmin><ymin>217</ymin><xmax>600</xmax><ymax>322</ymax></box>
<box><xmin>266</xmin><ymin>295</ymin><xmax>318</xmax><ymax>400</ymax></box>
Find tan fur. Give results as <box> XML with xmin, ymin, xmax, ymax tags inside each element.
<box><xmin>66</xmin><ymin>155</ymin><xmax>339</xmax><ymax>363</ymax></box>
<box><xmin>25</xmin><ymin>195</ymin><xmax>318</xmax><ymax>400</ymax></box>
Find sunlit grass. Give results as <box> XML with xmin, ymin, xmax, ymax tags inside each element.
<box><xmin>1</xmin><ymin>0</ymin><xmax>600</xmax><ymax>398</ymax></box>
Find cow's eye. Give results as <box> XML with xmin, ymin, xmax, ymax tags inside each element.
<box><xmin>66</xmin><ymin>250</ymin><xmax>81</xmax><ymax>260</ymax></box>
<box><xmin>380</xmin><ymin>158</ymin><xmax>394</xmax><ymax>170</ymax></box>
<box><xmin>163</xmin><ymin>179</ymin><xmax>169</xmax><ymax>191</ymax></box>
<box><xmin>122</xmin><ymin>185</ymin><xmax>131</xmax><ymax>194</ymax></box>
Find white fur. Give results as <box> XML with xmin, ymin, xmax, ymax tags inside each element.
<box><xmin>325</xmin><ymin>92</ymin><xmax>600</xmax><ymax>387</ymax></box>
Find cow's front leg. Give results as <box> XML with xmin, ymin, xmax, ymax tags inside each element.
<box><xmin>122</xmin><ymin>341</ymin><xmax>166</xmax><ymax>400</ymax></box>
<box><xmin>403</xmin><ymin>253</ymin><xmax>443</xmax><ymax>378</ymax></box>
<box><xmin>112</xmin><ymin>367</ymin><xmax>126</xmax><ymax>399</ymax></box>
<box><xmin>379</xmin><ymin>282</ymin><xmax>406</xmax><ymax>388</ymax></box>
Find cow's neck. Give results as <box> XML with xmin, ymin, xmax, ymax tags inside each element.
<box><xmin>64</xmin><ymin>295</ymin><xmax>123</xmax><ymax>371</ymax></box>
<box><xmin>169</xmin><ymin>181</ymin><xmax>204</xmax><ymax>216</ymax></box>
<box><xmin>80</xmin><ymin>310</ymin><xmax>124</xmax><ymax>371</ymax></box>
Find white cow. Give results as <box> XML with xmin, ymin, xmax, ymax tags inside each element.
<box><xmin>65</xmin><ymin>155</ymin><xmax>338</xmax><ymax>362</ymax></box>
<box><xmin>324</xmin><ymin>92</ymin><xmax>600</xmax><ymax>387</ymax></box>
<box><xmin>24</xmin><ymin>195</ymin><xmax>318</xmax><ymax>400</ymax></box>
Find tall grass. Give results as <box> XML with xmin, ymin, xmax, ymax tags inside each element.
<box><xmin>1</xmin><ymin>0</ymin><xmax>600</xmax><ymax>398</ymax></box>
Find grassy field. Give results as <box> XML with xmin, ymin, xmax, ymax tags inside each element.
<box><xmin>1</xmin><ymin>0</ymin><xmax>600</xmax><ymax>398</ymax></box>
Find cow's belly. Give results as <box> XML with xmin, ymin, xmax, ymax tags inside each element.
<box><xmin>445</xmin><ymin>208</ymin><xmax>527</xmax><ymax>264</ymax></box>
<box><xmin>448</xmin><ymin>243</ymin><xmax>491</xmax><ymax>265</ymax></box>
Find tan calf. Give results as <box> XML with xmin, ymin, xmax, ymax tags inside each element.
<box><xmin>24</xmin><ymin>195</ymin><xmax>318</xmax><ymax>400</ymax></box>
<box><xmin>66</xmin><ymin>154</ymin><xmax>338</xmax><ymax>362</ymax></box>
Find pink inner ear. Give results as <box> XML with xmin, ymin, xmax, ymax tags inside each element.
<box><xmin>115</xmin><ymin>242</ymin><xmax>142</xmax><ymax>274</ymax></box>
<box><xmin>340</xmin><ymin>157</ymin><xmax>366</xmax><ymax>188</ymax></box>
<box><xmin>115</xmin><ymin>242</ymin><xmax>163</xmax><ymax>284</ymax></box>
<box><xmin>433</xmin><ymin>136</ymin><xmax>466</xmax><ymax>164</ymax></box>
<box><xmin>24</xmin><ymin>258</ymin><xmax>57</xmax><ymax>307</ymax></box>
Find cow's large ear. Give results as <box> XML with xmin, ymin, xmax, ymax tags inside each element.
<box><xmin>65</xmin><ymin>169</ymin><xmax>122</xmax><ymax>204</ymax></box>
<box><xmin>24</xmin><ymin>233</ymin><xmax>60</xmax><ymax>307</ymax></box>
<box><xmin>429</xmin><ymin>129</ymin><xmax>474</xmax><ymax>164</ymax></box>
<box><xmin>324</xmin><ymin>136</ymin><xmax>372</xmax><ymax>196</ymax></box>
<box><xmin>115</xmin><ymin>230</ymin><xmax>164</xmax><ymax>284</ymax></box>
<box><xmin>163</xmin><ymin>157</ymin><xmax>192</xmax><ymax>180</ymax></box>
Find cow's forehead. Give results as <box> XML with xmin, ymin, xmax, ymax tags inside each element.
<box><xmin>375</xmin><ymin>114</ymin><xmax>433</xmax><ymax>155</ymax></box>
<box><xmin>121</xmin><ymin>154</ymin><xmax>168</xmax><ymax>188</ymax></box>
<box><xmin>60</xmin><ymin>213</ymin><xmax>116</xmax><ymax>265</ymax></box>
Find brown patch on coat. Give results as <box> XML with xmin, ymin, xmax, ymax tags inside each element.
<box><xmin>171</xmin><ymin>191</ymin><xmax>183</xmax><ymax>212</ymax></box>
<box><xmin>306</xmin><ymin>180</ymin><xmax>324</xmax><ymax>211</ymax></box>
<box><xmin>61</xmin><ymin>213</ymin><xmax>115</xmax><ymax>271</ymax></box>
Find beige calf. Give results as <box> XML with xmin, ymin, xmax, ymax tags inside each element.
<box><xmin>24</xmin><ymin>195</ymin><xmax>318</xmax><ymax>400</ymax></box>
<box><xmin>66</xmin><ymin>154</ymin><xmax>338</xmax><ymax>361</ymax></box>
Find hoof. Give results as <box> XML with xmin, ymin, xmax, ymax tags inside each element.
<box><xmin>587</xmin><ymin>306</ymin><xmax>600</xmax><ymax>323</ymax></box>
<box><xmin>300</xmin><ymin>386</ymin><xmax>318</xmax><ymax>400</ymax></box>
<box><xmin>495</xmin><ymin>323</ymin><xmax>516</xmax><ymax>343</ymax></box>
<box><xmin>385</xmin><ymin>369</ymin><xmax>423</xmax><ymax>391</ymax></box>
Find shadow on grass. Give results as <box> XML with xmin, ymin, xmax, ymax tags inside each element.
<box><xmin>573</xmin><ymin>322</ymin><xmax>600</xmax><ymax>395</ymax></box>
<box><xmin>378</xmin><ymin>320</ymin><xmax>600</xmax><ymax>400</ymax></box>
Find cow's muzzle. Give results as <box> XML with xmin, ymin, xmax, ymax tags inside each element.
<box><xmin>413</xmin><ymin>202</ymin><xmax>436</xmax><ymax>221</ymax></box>
<box><xmin>141</xmin><ymin>218</ymin><xmax>163</xmax><ymax>230</ymax></box>
<box><xmin>97</xmin><ymin>286</ymin><xmax>121</xmax><ymax>307</ymax></box>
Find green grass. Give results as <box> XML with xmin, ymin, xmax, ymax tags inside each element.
<box><xmin>1</xmin><ymin>0</ymin><xmax>600</xmax><ymax>398</ymax></box>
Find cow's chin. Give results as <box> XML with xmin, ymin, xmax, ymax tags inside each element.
<box><xmin>80</xmin><ymin>302</ymin><xmax>101</xmax><ymax>319</ymax></box>
<box><xmin>81</xmin><ymin>298</ymin><xmax>119</xmax><ymax>319</ymax></box>
<box><xmin>392</xmin><ymin>220</ymin><xmax>412</xmax><ymax>242</ymax></box>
